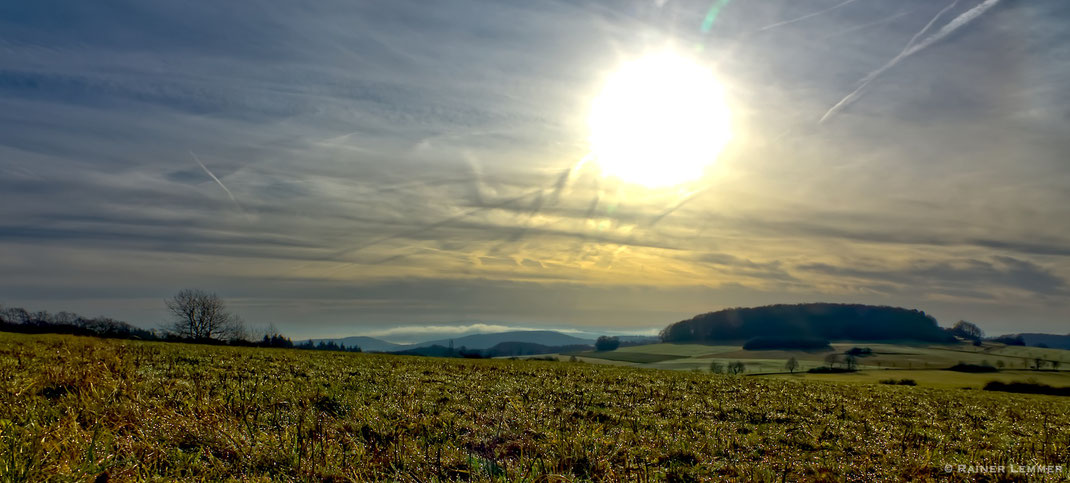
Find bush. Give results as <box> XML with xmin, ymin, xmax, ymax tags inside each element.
<box><xmin>846</xmin><ymin>347</ymin><xmax>873</xmax><ymax>357</ymax></box>
<box><xmin>879</xmin><ymin>378</ymin><xmax>916</xmax><ymax>386</ymax></box>
<box><xmin>595</xmin><ymin>336</ymin><xmax>620</xmax><ymax>352</ymax></box>
<box><xmin>528</xmin><ymin>355</ymin><xmax>558</xmax><ymax>362</ymax></box>
<box><xmin>946</xmin><ymin>363</ymin><xmax>998</xmax><ymax>373</ymax></box>
<box><xmin>983</xmin><ymin>381</ymin><xmax>1070</xmax><ymax>396</ymax></box>
<box><xmin>808</xmin><ymin>366</ymin><xmax>855</xmax><ymax>374</ymax></box>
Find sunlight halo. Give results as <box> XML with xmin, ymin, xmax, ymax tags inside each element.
<box><xmin>588</xmin><ymin>53</ymin><xmax>732</xmax><ymax>188</ymax></box>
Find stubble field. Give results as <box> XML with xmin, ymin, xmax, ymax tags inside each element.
<box><xmin>1</xmin><ymin>332</ymin><xmax>1067</xmax><ymax>481</ymax></box>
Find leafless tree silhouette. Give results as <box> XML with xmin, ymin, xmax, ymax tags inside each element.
<box><xmin>165</xmin><ymin>289</ymin><xmax>244</xmax><ymax>341</ymax></box>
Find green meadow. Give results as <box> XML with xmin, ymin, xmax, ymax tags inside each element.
<box><xmin>566</xmin><ymin>340</ymin><xmax>1070</xmax><ymax>379</ymax></box>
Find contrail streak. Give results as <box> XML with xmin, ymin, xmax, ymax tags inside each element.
<box><xmin>190</xmin><ymin>151</ymin><xmax>243</xmax><ymax>212</ymax></box>
<box><xmin>821</xmin><ymin>9</ymin><xmax>915</xmax><ymax>40</ymax></box>
<box><xmin>649</xmin><ymin>187</ymin><xmax>709</xmax><ymax>226</ymax></box>
<box><xmin>758</xmin><ymin>0</ymin><xmax>860</xmax><ymax>32</ymax></box>
<box><xmin>820</xmin><ymin>0</ymin><xmax>1000</xmax><ymax>123</ymax></box>
<box><xmin>904</xmin><ymin>0</ymin><xmax>961</xmax><ymax>51</ymax></box>
<box><xmin>314</xmin><ymin>188</ymin><xmax>546</xmax><ymax>276</ymax></box>
<box><xmin>330</xmin><ymin>188</ymin><xmax>545</xmax><ymax>260</ymax></box>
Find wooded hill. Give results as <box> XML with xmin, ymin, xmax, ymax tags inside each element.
<box><xmin>660</xmin><ymin>303</ymin><xmax>955</xmax><ymax>344</ymax></box>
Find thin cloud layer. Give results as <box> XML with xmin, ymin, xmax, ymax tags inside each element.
<box><xmin>1</xmin><ymin>0</ymin><xmax>1068</xmax><ymax>336</ymax></box>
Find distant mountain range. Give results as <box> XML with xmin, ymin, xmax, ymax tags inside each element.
<box><xmin>308</xmin><ymin>336</ymin><xmax>406</xmax><ymax>353</ymax></box>
<box><xmin>1005</xmin><ymin>333</ymin><xmax>1070</xmax><ymax>350</ymax></box>
<box><xmin>309</xmin><ymin>330</ymin><xmax>604</xmax><ymax>352</ymax></box>
<box><xmin>393</xmin><ymin>341</ymin><xmax>593</xmax><ymax>359</ymax></box>
<box><xmin>410</xmin><ymin>330</ymin><xmax>594</xmax><ymax>350</ymax></box>
<box><xmin>314</xmin><ymin>308</ymin><xmax>1070</xmax><ymax>355</ymax></box>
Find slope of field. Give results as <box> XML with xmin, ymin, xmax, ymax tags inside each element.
<box><xmin>2</xmin><ymin>332</ymin><xmax>1069</xmax><ymax>481</ymax></box>
<box><xmin>615</xmin><ymin>343</ymin><xmax>740</xmax><ymax>357</ymax></box>
<box><xmin>775</xmin><ymin>369</ymin><xmax>1070</xmax><ymax>389</ymax></box>
<box><xmin>575</xmin><ymin>351</ymin><xmax>685</xmax><ymax>363</ymax></box>
<box><xmin>568</xmin><ymin>340</ymin><xmax>1070</xmax><ymax>374</ymax></box>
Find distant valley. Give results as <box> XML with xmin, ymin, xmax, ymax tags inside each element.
<box><xmin>307</xmin><ymin>329</ymin><xmax>658</xmax><ymax>354</ymax></box>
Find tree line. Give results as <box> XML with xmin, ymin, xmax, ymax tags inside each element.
<box><xmin>0</xmin><ymin>289</ymin><xmax>361</xmax><ymax>353</ymax></box>
<box><xmin>0</xmin><ymin>306</ymin><xmax>155</xmax><ymax>340</ymax></box>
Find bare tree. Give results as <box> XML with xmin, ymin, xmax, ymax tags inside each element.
<box><xmin>844</xmin><ymin>354</ymin><xmax>858</xmax><ymax>371</ymax></box>
<box><xmin>1</xmin><ymin>306</ymin><xmax>30</xmax><ymax>324</ymax></box>
<box><xmin>785</xmin><ymin>357</ymin><xmax>799</xmax><ymax>374</ymax></box>
<box><xmin>950</xmin><ymin>320</ymin><xmax>984</xmax><ymax>341</ymax></box>
<box><xmin>165</xmin><ymin>289</ymin><xmax>244</xmax><ymax>341</ymax></box>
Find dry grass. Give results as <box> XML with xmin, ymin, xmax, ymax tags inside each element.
<box><xmin>1</xmin><ymin>332</ymin><xmax>1068</xmax><ymax>481</ymax></box>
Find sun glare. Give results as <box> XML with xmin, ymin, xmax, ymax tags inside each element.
<box><xmin>588</xmin><ymin>53</ymin><xmax>732</xmax><ymax>188</ymax></box>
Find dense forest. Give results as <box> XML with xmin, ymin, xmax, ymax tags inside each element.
<box><xmin>660</xmin><ymin>303</ymin><xmax>955</xmax><ymax>344</ymax></box>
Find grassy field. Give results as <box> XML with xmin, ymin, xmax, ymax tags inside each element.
<box><xmin>614</xmin><ymin>344</ymin><xmax>740</xmax><ymax>357</ymax></box>
<box><xmin>573</xmin><ymin>351</ymin><xmax>686</xmax><ymax>364</ymax></box>
<box><xmin>2</xmin><ymin>332</ymin><xmax>1069</xmax><ymax>481</ymax></box>
<box><xmin>559</xmin><ymin>340</ymin><xmax>1070</xmax><ymax>375</ymax></box>
<box><xmin>773</xmin><ymin>369</ymin><xmax>1070</xmax><ymax>389</ymax></box>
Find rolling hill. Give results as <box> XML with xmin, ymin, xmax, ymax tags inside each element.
<box><xmin>306</xmin><ymin>336</ymin><xmax>404</xmax><ymax>353</ymax></box>
<box><xmin>1014</xmin><ymin>333</ymin><xmax>1070</xmax><ymax>350</ymax></box>
<box><xmin>311</xmin><ymin>330</ymin><xmax>596</xmax><ymax>352</ymax></box>
<box><xmin>410</xmin><ymin>330</ymin><xmax>594</xmax><ymax>350</ymax></box>
<box><xmin>660</xmin><ymin>303</ymin><xmax>954</xmax><ymax>344</ymax></box>
<box><xmin>393</xmin><ymin>341</ymin><xmax>592</xmax><ymax>358</ymax></box>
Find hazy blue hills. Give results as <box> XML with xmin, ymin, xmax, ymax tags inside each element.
<box><xmin>1014</xmin><ymin>333</ymin><xmax>1070</xmax><ymax>350</ymax></box>
<box><xmin>309</xmin><ymin>330</ymin><xmax>596</xmax><ymax>353</ymax></box>
<box><xmin>409</xmin><ymin>330</ymin><xmax>594</xmax><ymax>350</ymax></box>
<box><xmin>307</xmin><ymin>336</ymin><xmax>404</xmax><ymax>353</ymax></box>
<box><xmin>393</xmin><ymin>341</ymin><xmax>593</xmax><ymax>358</ymax></box>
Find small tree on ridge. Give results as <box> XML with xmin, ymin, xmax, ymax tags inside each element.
<box><xmin>785</xmin><ymin>357</ymin><xmax>799</xmax><ymax>374</ymax></box>
<box><xmin>165</xmin><ymin>289</ymin><xmax>244</xmax><ymax>341</ymax></box>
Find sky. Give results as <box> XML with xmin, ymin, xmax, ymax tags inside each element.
<box><xmin>2</xmin><ymin>0</ymin><xmax>1069</xmax><ymax>341</ymax></box>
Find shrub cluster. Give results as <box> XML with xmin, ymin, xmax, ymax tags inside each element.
<box><xmin>845</xmin><ymin>347</ymin><xmax>873</xmax><ymax>357</ymax></box>
<box><xmin>880</xmin><ymin>379</ymin><xmax>917</xmax><ymax>386</ymax></box>
<box><xmin>983</xmin><ymin>381</ymin><xmax>1070</xmax><ymax>397</ymax></box>
<box><xmin>946</xmin><ymin>363</ymin><xmax>998</xmax><ymax>373</ymax></box>
<box><xmin>807</xmin><ymin>366</ymin><xmax>856</xmax><ymax>374</ymax></box>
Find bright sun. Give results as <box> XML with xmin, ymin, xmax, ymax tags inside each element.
<box><xmin>588</xmin><ymin>53</ymin><xmax>732</xmax><ymax>188</ymax></box>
